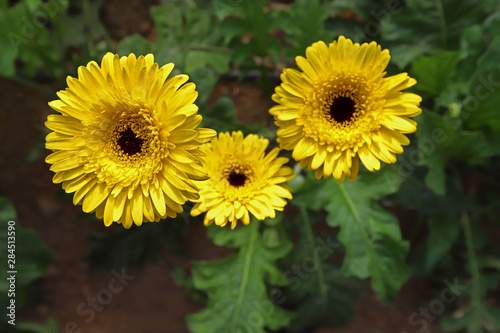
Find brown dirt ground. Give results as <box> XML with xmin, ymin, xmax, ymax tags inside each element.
<box><xmin>0</xmin><ymin>0</ymin><xmax>448</xmax><ymax>332</ymax></box>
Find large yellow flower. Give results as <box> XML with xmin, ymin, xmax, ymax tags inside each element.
<box><xmin>190</xmin><ymin>131</ymin><xmax>294</xmax><ymax>229</ymax></box>
<box><xmin>270</xmin><ymin>36</ymin><xmax>422</xmax><ymax>181</ymax></box>
<box><xmin>45</xmin><ymin>53</ymin><xmax>216</xmax><ymax>228</ymax></box>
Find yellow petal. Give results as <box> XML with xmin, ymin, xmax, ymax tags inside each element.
<box><xmin>82</xmin><ymin>182</ymin><xmax>112</xmax><ymax>213</ymax></box>
<box><xmin>130</xmin><ymin>187</ymin><xmax>144</xmax><ymax>226</ymax></box>
<box><xmin>358</xmin><ymin>145</ymin><xmax>381</xmax><ymax>171</ymax></box>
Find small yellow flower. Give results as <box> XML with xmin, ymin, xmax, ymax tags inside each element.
<box><xmin>270</xmin><ymin>36</ymin><xmax>422</xmax><ymax>181</ymax></box>
<box><xmin>45</xmin><ymin>52</ymin><xmax>216</xmax><ymax>228</ymax></box>
<box><xmin>190</xmin><ymin>131</ymin><xmax>294</xmax><ymax>229</ymax></box>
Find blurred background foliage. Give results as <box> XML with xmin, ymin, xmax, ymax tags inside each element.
<box><xmin>1</xmin><ymin>0</ymin><xmax>500</xmax><ymax>332</ymax></box>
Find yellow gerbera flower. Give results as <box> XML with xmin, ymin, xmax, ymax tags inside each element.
<box><xmin>270</xmin><ymin>36</ymin><xmax>422</xmax><ymax>181</ymax></box>
<box><xmin>45</xmin><ymin>52</ymin><xmax>216</xmax><ymax>228</ymax></box>
<box><xmin>190</xmin><ymin>131</ymin><xmax>294</xmax><ymax>229</ymax></box>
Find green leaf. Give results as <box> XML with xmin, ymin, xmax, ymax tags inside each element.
<box><xmin>0</xmin><ymin>199</ymin><xmax>52</xmax><ymax>313</ymax></box>
<box><xmin>24</xmin><ymin>0</ymin><xmax>42</xmax><ymax>13</ymax></box>
<box><xmin>151</xmin><ymin>4</ymin><xmax>183</xmax><ymax>43</ymax></box>
<box><xmin>0</xmin><ymin>40</ymin><xmax>17</xmax><ymax>76</ymax></box>
<box><xmin>212</xmin><ymin>0</ymin><xmax>243</xmax><ymax>20</ymax></box>
<box><xmin>117</xmin><ymin>33</ymin><xmax>153</xmax><ymax>56</ymax></box>
<box><xmin>185</xmin><ymin>50</ymin><xmax>231</xmax><ymax>74</ymax></box>
<box><xmin>458</xmin><ymin>24</ymin><xmax>485</xmax><ymax>80</ymax></box>
<box><xmin>439</xmin><ymin>302</ymin><xmax>500</xmax><ymax>333</ymax></box>
<box><xmin>16</xmin><ymin>318</ymin><xmax>59</xmax><ymax>333</ymax></box>
<box><xmin>321</xmin><ymin>168</ymin><xmax>409</xmax><ymax>303</ymax></box>
<box><xmin>439</xmin><ymin>307</ymin><xmax>475</xmax><ymax>332</ymax></box>
<box><xmin>425</xmin><ymin>216</ymin><xmax>460</xmax><ymax>271</ymax></box>
<box><xmin>87</xmin><ymin>218</ymin><xmax>188</xmax><ymax>269</ymax></box>
<box><xmin>464</xmin><ymin>75</ymin><xmax>500</xmax><ymax>132</ymax></box>
<box><xmin>218</xmin><ymin>0</ymin><xmax>279</xmax><ymax>63</ymax></box>
<box><xmin>415</xmin><ymin>110</ymin><xmax>452</xmax><ymax>195</ymax></box>
<box><xmin>283</xmin><ymin>0</ymin><xmax>330</xmax><ymax>55</ymax></box>
<box><xmin>219</xmin><ymin>17</ymin><xmax>250</xmax><ymax>44</ymax></box>
<box><xmin>291</xmin><ymin>171</ymin><xmax>338</xmax><ymax>211</ymax></box>
<box><xmin>187</xmin><ymin>222</ymin><xmax>293</xmax><ymax>333</ymax></box>
<box><xmin>416</xmin><ymin>108</ymin><xmax>500</xmax><ymax>194</ymax></box>
<box><xmin>0</xmin><ymin>224</ymin><xmax>53</xmax><ymax>288</ymax></box>
<box><xmin>485</xmin><ymin>9</ymin><xmax>500</xmax><ymax>36</ymax></box>
<box><xmin>424</xmin><ymin>154</ymin><xmax>446</xmax><ymax>195</ymax></box>
<box><xmin>203</xmin><ymin>96</ymin><xmax>238</xmax><ymax>132</ymax></box>
<box><xmin>287</xmin><ymin>163</ymin><xmax>306</xmax><ymax>194</ymax></box>
<box><xmin>384</xmin><ymin>0</ymin><xmax>490</xmax><ymax>50</ymax></box>
<box><xmin>0</xmin><ymin>197</ymin><xmax>17</xmax><ymax>221</ymax></box>
<box><xmin>0</xmin><ymin>0</ymin><xmax>67</xmax><ymax>78</ymax></box>
<box><xmin>412</xmin><ymin>50</ymin><xmax>461</xmax><ymax>95</ymax></box>
<box><xmin>462</xmin><ymin>36</ymin><xmax>500</xmax><ymax>132</ymax></box>
<box><xmin>277</xmin><ymin>212</ymin><xmax>363</xmax><ymax>331</ymax></box>
<box><xmin>189</xmin><ymin>66</ymin><xmax>219</xmax><ymax>108</ymax></box>
<box><xmin>389</xmin><ymin>43</ymin><xmax>434</xmax><ymax>69</ymax></box>
<box><xmin>484</xmin><ymin>306</ymin><xmax>500</xmax><ymax>331</ymax></box>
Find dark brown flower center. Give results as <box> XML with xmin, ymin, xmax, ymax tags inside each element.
<box><xmin>329</xmin><ymin>96</ymin><xmax>356</xmax><ymax>124</ymax></box>
<box><xmin>227</xmin><ymin>171</ymin><xmax>247</xmax><ymax>187</ymax></box>
<box><xmin>117</xmin><ymin>128</ymin><xmax>144</xmax><ymax>156</ymax></box>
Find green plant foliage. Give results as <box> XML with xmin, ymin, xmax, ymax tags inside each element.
<box><xmin>383</xmin><ymin>0</ymin><xmax>490</xmax><ymax>48</ymax></box>
<box><xmin>202</xmin><ymin>95</ymin><xmax>267</xmax><ymax>135</ymax></box>
<box><xmin>211</xmin><ymin>0</ymin><xmax>241</xmax><ymax>19</ymax></box>
<box><xmin>58</xmin><ymin>0</ymin><xmax>110</xmax><ymax>65</ymax></box>
<box><xmin>440</xmin><ymin>305</ymin><xmax>500</xmax><ymax>332</ymax></box>
<box><xmin>202</xmin><ymin>96</ymin><xmax>239</xmax><ymax>133</ymax></box>
<box><xmin>411</xmin><ymin>51</ymin><xmax>461</xmax><ymax>96</ymax></box>
<box><xmin>149</xmin><ymin>2</ymin><xmax>230</xmax><ymax>71</ymax></box>
<box><xmin>218</xmin><ymin>0</ymin><xmax>282</xmax><ymax>67</ymax></box>
<box><xmin>294</xmin><ymin>168</ymin><xmax>409</xmax><ymax>303</ymax></box>
<box><xmin>416</xmin><ymin>107</ymin><xmax>500</xmax><ymax>195</ymax></box>
<box><xmin>276</xmin><ymin>212</ymin><xmax>364</xmax><ymax>331</ymax></box>
<box><xmin>16</xmin><ymin>318</ymin><xmax>59</xmax><ymax>333</ymax></box>
<box><xmin>461</xmin><ymin>27</ymin><xmax>500</xmax><ymax>133</ymax></box>
<box><xmin>0</xmin><ymin>200</ymin><xmax>53</xmax><ymax>288</ymax></box>
<box><xmin>0</xmin><ymin>0</ymin><xmax>68</xmax><ymax>77</ymax></box>
<box><xmin>187</xmin><ymin>221</ymin><xmax>293</xmax><ymax>333</ymax></box>
<box><xmin>4</xmin><ymin>0</ymin><xmax>500</xmax><ymax>331</ymax></box>
<box><xmin>281</xmin><ymin>0</ymin><xmax>330</xmax><ymax>57</ymax></box>
<box><xmin>326</xmin><ymin>170</ymin><xmax>409</xmax><ymax>303</ymax></box>
<box><xmin>115</xmin><ymin>1</ymin><xmax>231</xmax><ymax>109</ymax></box>
<box><xmin>0</xmin><ymin>198</ymin><xmax>53</xmax><ymax>329</ymax></box>
<box><xmin>87</xmin><ymin>214</ymin><xmax>189</xmax><ymax>269</ymax></box>
<box><xmin>425</xmin><ymin>216</ymin><xmax>460</xmax><ymax>271</ymax></box>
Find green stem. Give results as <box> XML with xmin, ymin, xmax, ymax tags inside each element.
<box><xmin>244</xmin><ymin>1</ymin><xmax>266</xmax><ymax>56</ymax></box>
<box><xmin>335</xmin><ymin>182</ymin><xmax>378</xmax><ymax>271</ymax></box>
<box><xmin>230</xmin><ymin>221</ymin><xmax>259</xmax><ymax>330</ymax></box>
<box><xmin>300</xmin><ymin>206</ymin><xmax>328</xmax><ymax>304</ymax></box>
<box><xmin>178</xmin><ymin>44</ymin><xmax>232</xmax><ymax>54</ymax></box>
<box><xmin>435</xmin><ymin>0</ymin><xmax>447</xmax><ymax>49</ymax></box>
<box><xmin>461</xmin><ymin>212</ymin><xmax>483</xmax><ymax>333</ymax></box>
<box><xmin>83</xmin><ymin>0</ymin><xmax>95</xmax><ymax>56</ymax></box>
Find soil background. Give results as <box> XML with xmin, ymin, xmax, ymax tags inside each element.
<box><xmin>0</xmin><ymin>1</ymin><xmax>449</xmax><ymax>332</ymax></box>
